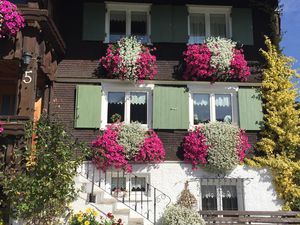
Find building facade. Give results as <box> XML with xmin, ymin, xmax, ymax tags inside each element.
<box><xmin>47</xmin><ymin>0</ymin><xmax>283</xmax><ymax>224</ymax></box>
<box><xmin>1</xmin><ymin>0</ymin><xmax>284</xmax><ymax>224</ymax></box>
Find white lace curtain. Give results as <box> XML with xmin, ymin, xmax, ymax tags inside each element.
<box><xmin>131</xmin><ymin>12</ymin><xmax>147</xmax><ymax>22</ymax></box>
<box><xmin>201</xmin><ymin>185</ymin><xmax>217</xmax><ymax>198</ymax></box>
<box><xmin>108</xmin><ymin>92</ymin><xmax>125</xmax><ymax>104</ymax></box>
<box><xmin>221</xmin><ymin>185</ymin><xmax>237</xmax><ymax>198</ymax></box>
<box><xmin>210</xmin><ymin>14</ymin><xmax>226</xmax><ymax>37</ymax></box>
<box><xmin>108</xmin><ymin>93</ymin><xmax>146</xmax><ymax>105</ymax></box>
<box><xmin>130</xmin><ymin>93</ymin><xmax>147</xmax><ymax>105</ymax></box>
<box><xmin>193</xmin><ymin>94</ymin><xmax>209</xmax><ymax>106</ymax></box>
<box><xmin>110</xmin><ymin>11</ymin><xmax>126</xmax><ymax>22</ymax></box>
<box><xmin>215</xmin><ymin>94</ymin><xmax>231</xmax><ymax>107</ymax></box>
<box><xmin>190</xmin><ymin>13</ymin><xmax>205</xmax><ymax>43</ymax></box>
<box><xmin>202</xmin><ymin>185</ymin><xmax>237</xmax><ymax>198</ymax></box>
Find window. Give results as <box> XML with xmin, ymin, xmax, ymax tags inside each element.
<box><xmin>131</xmin><ymin>177</ymin><xmax>146</xmax><ymax>192</ymax></box>
<box><xmin>192</xmin><ymin>93</ymin><xmax>233</xmax><ymax>125</ymax></box>
<box><xmin>102</xmin><ymin>82</ymin><xmax>154</xmax><ymax>128</ymax></box>
<box><xmin>111</xmin><ymin>177</ymin><xmax>126</xmax><ymax>191</ymax></box>
<box><xmin>105</xmin><ymin>3</ymin><xmax>151</xmax><ymax>43</ymax></box>
<box><xmin>215</xmin><ymin>94</ymin><xmax>232</xmax><ymax>122</ymax></box>
<box><xmin>193</xmin><ymin>94</ymin><xmax>210</xmax><ymax>124</ymax></box>
<box><xmin>187</xmin><ymin>5</ymin><xmax>231</xmax><ymax>44</ymax></box>
<box><xmin>0</xmin><ymin>82</ymin><xmax>17</xmax><ymax>116</ymax></box>
<box><xmin>107</xmin><ymin>92</ymin><xmax>125</xmax><ymax>123</ymax></box>
<box><xmin>107</xmin><ymin>92</ymin><xmax>148</xmax><ymax>124</ymax></box>
<box><xmin>188</xmin><ymin>84</ymin><xmax>238</xmax><ymax>127</ymax></box>
<box><xmin>0</xmin><ymin>95</ymin><xmax>15</xmax><ymax>115</ymax></box>
<box><xmin>200</xmin><ymin>179</ymin><xmax>244</xmax><ymax>211</ymax></box>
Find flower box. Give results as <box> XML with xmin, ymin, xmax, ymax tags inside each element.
<box><xmin>183</xmin><ymin>37</ymin><xmax>250</xmax><ymax>82</ymax></box>
<box><xmin>100</xmin><ymin>36</ymin><xmax>157</xmax><ymax>82</ymax></box>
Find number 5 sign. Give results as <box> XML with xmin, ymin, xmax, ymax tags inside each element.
<box><xmin>23</xmin><ymin>70</ymin><xmax>33</xmax><ymax>84</ymax></box>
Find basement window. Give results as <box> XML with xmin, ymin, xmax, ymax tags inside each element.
<box><xmin>200</xmin><ymin>178</ymin><xmax>244</xmax><ymax>211</ymax></box>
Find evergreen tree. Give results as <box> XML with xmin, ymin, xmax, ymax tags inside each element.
<box><xmin>257</xmin><ymin>36</ymin><xmax>300</xmax><ymax>159</ymax></box>
<box><xmin>249</xmin><ymin>37</ymin><xmax>300</xmax><ymax>210</ymax></box>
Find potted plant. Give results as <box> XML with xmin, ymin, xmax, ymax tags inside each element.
<box><xmin>111</xmin><ymin>113</ymin><xmax>121</xmax><ymax>123</ymax></box>
<box><xmin>112</xmin><ymin>187</ymin><xmax>127</xmax><ymax>198</ymax></box>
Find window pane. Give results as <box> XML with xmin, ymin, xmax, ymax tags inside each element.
<box><xmin>210</xmin><ymin>14</ymin><xmax>226</xmax><ymax>37</ymax></box>
<box><xmin>131</xmin><ymin>12</ymin><xmax>148</xmax><ymax>43</ymax></box>
<box><xmin>201</xmin><ymin>185</ymin><xmax>217</xmax><ymax>210</ymax></box>
<box><xmin>190</xmin><ymin>13</ymin><xmax>205</xmax><ymax>43</ymax></box>
<box><xmin>111</xmin><ymin>177</ymin><xmax>126</xmax><ymax>191</ymax></box>
<box><xmin>193</xmin><ymin>94</ymin><xmax>210</xmax><ymax>124</ymax></box>
<box><xmin>110</xmin><ymin>11</ymin><xmax>126</xmax><ymax>42</ymax></box>
<box><xmin>130</xmin><ymin>92</ymin><xmax>147</xmax><ymax>124</ymax></box>
<box><xmin>222</xmin><ymin>185</ymin><xmax>238</xmax><ymax>210</ymax></box>
<box><xmin>1</xmin><ymin>95</ymin><xmax>15</xmax><ymax>115</ymax></box>
<box><xmin>108</xmin><ymin>92</ymin><xmax>125</xmax><ymax>123</ymax></box>
<box><xmin>131</xmin><ymin>177</ymin><xmax>146</xmax><ymax>192</ymax></box>
<box><xmin>215</xmin><ymin>94</ymin><xmax>232</xmax><ymax>123</ymax></box>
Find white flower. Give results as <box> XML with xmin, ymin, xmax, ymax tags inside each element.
<box><xmin>118</xmin><ymin>36</ymin><xmax>143</xmax><ymax>81</ymax></box>
<box><xmin>205</xmin><ymin>37</ymin><xmax>236</xmax><ymax>72</ymax></box>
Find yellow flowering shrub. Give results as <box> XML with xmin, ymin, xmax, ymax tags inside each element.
<box><xmin>248</xmin><ymin>36</ymin><xmax>300</xmax><ymax>210</ymax></box>
<box><xmin>68</xmin><ymin>209</ymin><xmax>124</xmax><ymax>225</ymax></box>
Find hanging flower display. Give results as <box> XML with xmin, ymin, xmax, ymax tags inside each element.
<box><xmin>0</xmin><ymin>0</ymin><xmax>25</xmax><ymax>39</ymax></box>
<box><xmin>92</xmin><ymin>122</ymin><xmax>165</xmax><ymax>172</ymax></box>
<box><xmin>100</xmin><ymin>36</ymin><xmax>158</xmax><ymax>82</ymax></box>
<box><xmin>183</xmin><ymin>122</ymin><xmax>250</xmax><ymax>172</ymax></box>
<box><xmin>183</xmin><ymin>37</ymin><xmax>251</xmax><ymax>81</ymax></box>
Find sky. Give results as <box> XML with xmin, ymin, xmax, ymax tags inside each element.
<box><xmin>280</xmin><ymin>0</ymin><xmax>300</xmax><ymax>99</ymax></box>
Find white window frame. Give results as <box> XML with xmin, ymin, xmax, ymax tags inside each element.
<box><xmin>105</xmin><ymin>2</ymin><xmax>151</xmax><ymax>43</ymax></box>
<box><xmin>101</xmin><ymin>82</ymin><xmax>154</xmax><ymax>129</ymax></box>
<box><xmin>199</xmin><ymin>178</ymin><xmax>244</xmax><ymax>211</ymax></box>
<box><xmin>188</xmin><ymin>84</ymin><xmax>239</xmax><ymax>128</ymax></box>
<box><xmin>187</xmin><ymin>5</ymin><xmax>232</xmax><ymax>44</ymax></box>
<box><xmin>109</xmin><ymin>172</ymin><xmax>151</xmax><ymax>197</ymax></box>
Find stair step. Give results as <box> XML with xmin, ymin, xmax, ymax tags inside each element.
<box><xmin>114</xmin><ymin>202</ymin><xmax>131</xmax><ymax>214</ymax></box>
<box><xmin>128</xmin><ymin>217</ymin><xmax>144</xmax><ymax>224</ymax></box>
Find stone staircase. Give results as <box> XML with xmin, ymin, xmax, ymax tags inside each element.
<box><xmin>71</xmin><ymin>175</ymin><xmax>150</xmax><ymax>225</ymax></box>
<box><xmin>70</xmin><ymin>163</ymin><xmax>171</xmax><ymax>225</ymax></box>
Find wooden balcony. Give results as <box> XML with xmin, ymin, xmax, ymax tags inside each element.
<box><xmin>199</xmin><ymin>210</ymin><xmax>300</xmax><ymax>224</ymax></box>
<box><xmin>0</xmin><ymin>116</ymin><xmax>30</xmax><ymax>136</ymax></box>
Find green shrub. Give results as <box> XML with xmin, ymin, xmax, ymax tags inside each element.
<box><xmin>2</xmin><ymin>116</ymin><xmax>87</xmax><ymax>224</ymax></box>
<box><xmin>162</xmin><ymin>204</ymin><xmax>205</xmax><ymax>225</ymax></box>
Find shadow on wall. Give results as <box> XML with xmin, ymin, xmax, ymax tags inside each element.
<box><xmin>243</xmin><ymin>165</ymin><xmax>283</xmax><ymax>206</ymax></box>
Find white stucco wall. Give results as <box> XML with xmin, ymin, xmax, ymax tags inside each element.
<box><xmin>65</xmin><ymin>161</ymin><xmax>283</xmax><ymax>225</ymax></box>
<box><xmin>130</xmin><ymin>162</ymin><xmax>282</xmax><ymax>212</ymax></box>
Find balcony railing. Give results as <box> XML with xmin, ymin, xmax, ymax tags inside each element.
<box><xmin>0</xmin><ymin>116</ymin><xmax>30</xmax><ymax>136</ymax></box>
<box><xmin>199</xmin><ymin>210</ymin><xmax>300</xmax><ymax>224</ymax></box>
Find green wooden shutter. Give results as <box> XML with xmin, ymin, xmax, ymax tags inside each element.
<box><xmin>82</xmin><ymin>3</ymin><xmax>106</xmax><ymax>41</ymax></box>
<box><xmin>75</xmin><ymin>85</ymin><xmax>102</xmax><ymax>128</ymax></box>
<box><xmin>153</xmin><ymin>86</ymin><xmax>189</xmax><ymax>129</ymax></box>
<box><xmin>172</xmin><ymin>5</ymin><xmax>188</xmax><ymax>43</ymax></box>
<box><xmin>151</xmin><ymin>5</ymin><xmax>172</xmax><ymax>43</ymax></box>
<box><xmin>232</xmin><ymin>8</ymin><xmax>254</xmax><ymax>45</ymax></box>
<box><xmin>238</xmin><ymin>87</ymin><xmax>263</xmax><ymax>130</ymax></box>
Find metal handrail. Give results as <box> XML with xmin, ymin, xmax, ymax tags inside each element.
<box><xmin>79</xmin><ymin>161</ymin><xmax>172</xmax><ymax>225</ymax></box>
